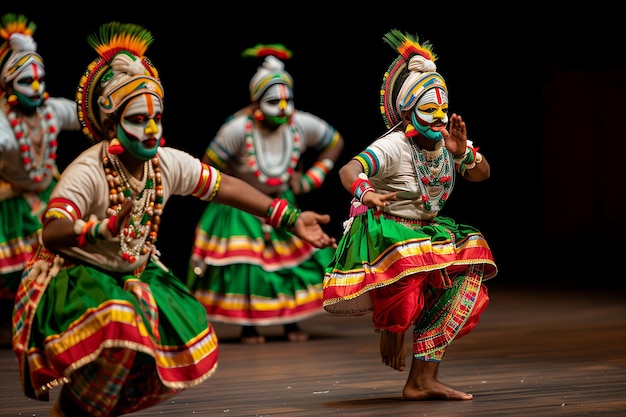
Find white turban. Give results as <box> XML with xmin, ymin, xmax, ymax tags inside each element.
<box><xmin>0</xmin><ymin>32</ymin><xmax>41</xmax><ymax>89</ymax></box>
<box><xmin>97</xmin><ymin>53</ymin><xmax>164</xmax><ymax>120</ymax></box>
<box><xmin>396</xmin><ymin>55</ymin><xmax>446</xmax><ymax>114</ymax></box>
<box><xmin>249</xmin><ymin>55</ymin><xmax>293</xmax><ymax>102</ymax></box>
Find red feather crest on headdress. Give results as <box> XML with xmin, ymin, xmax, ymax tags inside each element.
<box><xmin>241</xmin><ymin>43</ymin><xmax>293</xmax><ymax>61</ymax></box>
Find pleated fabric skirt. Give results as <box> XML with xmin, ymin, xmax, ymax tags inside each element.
<box><xmin>323</xmin><ymin>206</ymin><xmax>497</xmax><ymax>316</ymax></box>
<box><xmin>187</xmin><ymin>193</ymin><xmax>334</xmax><ymax>326</ymax></box>
<box><xmin>12</xmin><ymin>247</ymin><xmax>218</xmax><ymax>416</ymax></box>
<box><xmin>0</xmin><ymin>180</ymin><xmax>54</xmax><ymax>299</ymax></box>
<box><xmin>324</xmin><ymin>206</ymin><xmax>497</xmax><ymax>360</ymax></box>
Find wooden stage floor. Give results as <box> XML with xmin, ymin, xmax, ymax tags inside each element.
<box><xmin>1</xmin><ymin>281</ymin><xmax>625</xmax><ymax>416</ymax></box>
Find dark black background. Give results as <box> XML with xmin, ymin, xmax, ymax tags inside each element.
<box><xmin>3</xmin><ymin>2</ymin><xmax>620</xmax><ymax>285</ymax></box>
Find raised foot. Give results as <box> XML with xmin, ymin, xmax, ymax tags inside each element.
<box><xmin>379</xmin><ymin>330</ymin><xmax>405</xmax><ymax>371</ymax></box>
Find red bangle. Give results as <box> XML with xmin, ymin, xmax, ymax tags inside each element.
<box><xmin>107</xmin><ymin>215</ymin><xmax>118</xmax><ymax>236</ymax></box>
<box><xmin>265</xmin><ymin>198</ymin><xmax>289</xmax><ymax>228</ymax></box>
<box><xmin>350</xmin><ymin>178</ymin><xmax>373</xmax><ymax>202</ymax></box>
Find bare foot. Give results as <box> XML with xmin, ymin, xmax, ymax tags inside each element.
<box><xmin>241</xmin><ymin>326</ymin><xmax>266</xmax><ymax>344</ymax></box>
<box><xmin>286</xmin><ymin>330</ymin><xmax>309</xmax><ymax>342</ymax></box>
<box><xmin>379</xmin><ymin>330</ymin><xmax>405</xmax><ymax>371</ymax></box>
<box><xmin>402</xmin><ymin>359</ymin><xmax>473</xmax><ymax>400</ymax></box>
<box><xmin>241</xmin><ymin>335</ymin><xmax>266</xmax><ymax>344</ymax></box>
<box><xmin>284</xmin><ymin>323</ymin><xmax>309</xmax><ymax>342</ymax></box>
<box><xmin>403</xmin><ymin>379</ymin><xmax>473</xmax><ymax>401</ymax></box>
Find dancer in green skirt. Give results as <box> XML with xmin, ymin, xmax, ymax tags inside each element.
<box><xmin>324</xmin><ymin>29</ymin><xmax>498</xmax><ymax>401</ymax></box>
<box><xmin>187</xmin><ymin>44</ymin><xmax>343</xmax><ymax>344</ymax></box>
<box><xmin>0</xmin><ymin>13</ymin><xmax>80</xmax><ymax>346</ymax></box>
<box><xmin>12</xmin><ymin>22</ymin><xmax>336</xmax><ymax>417</ymax></box>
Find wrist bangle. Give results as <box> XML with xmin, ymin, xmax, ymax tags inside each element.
<box><xmin>265</xmin><ymin>198</ymin><xmax>297</xmax><ymax>229</ymax></box>
<box><xmin>452</xmin><ymin>147</ymin><xmax>470</xmax><ymax>161</ymax></box>
<box><xmin>350</xmin><ymin>173</ymin><xmax>374</xmax><ymax>202</ymax></box>
<box><xmin>107</xmin><ymin>215</ymin><xmax>118</xmax><ymax>236</ymax></box>
<box><xmin>299</xmin><ymin>158</ymin><xmax>334</xmax><ymax>193</ymax></box>
<box><xmin>453</xmin><ymin>146</ymin><xmax>478</xmax><ymax>165</ymax></box>
<box><xmin>466</xmin><ymin>152</ymin><xmax>484</xmax><ymax>170</ymax></box>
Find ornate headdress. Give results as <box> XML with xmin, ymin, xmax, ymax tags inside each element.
<box><xmin>379</xmin><ymin>29</ymin><xmax>447</xmax><ymax>130</ymax></box>
<box><xmin>0</xmin><ymin>13</ymin><xmax>43</xmax><ymax>93</ymax></box>
<box><xmin>243</xmin><ymin>43</ymin><xmax>293</xmax><ymax>102</ymax></box>
<box><xmin>76</xmin><ymin>22</ymin><xmax>163</xmax><ymax>143</ymax></box>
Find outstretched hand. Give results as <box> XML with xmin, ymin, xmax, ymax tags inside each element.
<box><xmin>294</xmin><ymin>211</ymin><xmax>337</xmax><ymax>249</ymax></box>
<box><xmin>362</xmin><ymin>190</ymin><xmax>399</xmax><ymax>209</ymax></box>
<box><xmin>443</xmin><ymin>113</ymin><xmax>468</xmax><ymax>156</ymax></box>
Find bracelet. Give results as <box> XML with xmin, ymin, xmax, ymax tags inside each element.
<box><xmin>74</xmin><ymin>216</ymin><xmax>103</xmax><ymax>247</ymax></box>
<box><xmin>298</xmin><ymin>158</ymin><xmax>334</xmax><ymax>193</ymax></box>
<box><xmin>453</xmin><ymin>146</ymin><xmax>477</xmax><ymax>165</ymax></box>
<box><xmin>465</xmin><ymin>152</ymin><xmax>484</xmax><ymax>170</ymax></box>
<box><xmin>74</xmin><ymin>214</ymin><xmax>121</xmax><ymax>247</ymax></box>
<box><xmin>265</xmin><ymin>198</ymin><xmax>301</xmax><ymax>230</ymax></box>
<box><xmin>107</xmin><ymin>215</ymin><xmax>118</xmax><ymax>236</ymax></box>
<box><xmin>454</xmin><ymin>146</ymin><xmax>480</xmax><ymax>176</ymax></box>
<box><xmin>452</xmin><ymin>147</ymin><xmax>470</xmax><ymax>163</ymax></box>
<box><xmin>76</xmin><ymin>220</ymin><xmax>93</xmax><ymax>247</ymax></box>
<box><xmin>350</xmin><ymin>173</ymin><xmax>374</xmax><ymax>203</ymax></box>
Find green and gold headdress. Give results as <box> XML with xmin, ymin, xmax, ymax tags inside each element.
<box><xmin>0</xmin><ymin>13</ymin><xmax>40</xmax><ymax>91</ymax></box>
<box><xmin>76</xmin><ymin>22</ymin><xmax>162</xmax><ymax>143</ymax></box>
<box><xmin>380</xmin><ymin>29</ymin><xmax>443</xmax><ymax>130</ymax></box>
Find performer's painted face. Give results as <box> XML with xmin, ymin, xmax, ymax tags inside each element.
<box><xmin>117</xmin><ymin>93</ymin><xmax>163</xmax><ymax>160</ymax></box>
<box><xmin>410</xmin><ymin>87</ymin><xmax>449</xmax><ymax>141</ymax></box>
<box><xmin>259</xmin><ymin>83</ymin><xmax>294</xmax><ymax>127</ymax></box>
<box><xmin>12</xmin><ymin>60</ymin><xmax>46</xmax><ymax>109</ymax></box>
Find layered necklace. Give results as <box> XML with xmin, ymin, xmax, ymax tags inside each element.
<box><xmin>407</xmin><ymin>138</ymin><xmax>455</xmax><ymax>212</ymax></box>
<box><xmin>103</xmin><ymin>146</ymin><xmax>163</xmax><ymax>263</ymax></box>
<box><xmin>244</xmin><ymin>115</ymin><xmax>301</xmax><ymax>186</ymax></box>
<box><xmin>7</xmin><ymin>106</ymin><xmax>58</xmax><ymax>183</ymax></box>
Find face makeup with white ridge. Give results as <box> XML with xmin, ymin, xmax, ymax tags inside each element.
<box><xmin>12</xmin><ymin>59</ymin><xmax>46</xmax><ymax>109</ymax></box>
<box><xmin>116</xmin><ymin>93</ymin><xmax>163</xmax><ymax>160</ymax></box>
<box><xmin>410</xmin><ymin>86</ymin><xmax>449</xmax><ymax>141</ymax></box>
<box><xmin>259</xmin><ymin>83</ymin><xmax>294</xmax><ymax>127</ymax></box>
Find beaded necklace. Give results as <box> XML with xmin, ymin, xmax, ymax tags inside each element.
<box><xmin>406</xmin><ymin>138</ymin><xmax>455</xmax><ymax>212</ymax></box>
<box><xmin>244</xmin><ymin>115</ymin><xmax>301</xmax><ymax>186</ymax></box>
<box><xmin>7</xmin><ymin>106</ymin><xmax>58</xmax><ymax>183</ymax></box>
<box><xmin>103</xmin><ymin>146</ymin><xmax>164</xmax><ymax>263</ymax></box>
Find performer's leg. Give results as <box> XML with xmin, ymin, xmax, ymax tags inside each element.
<box><xmin>402</xmin><ymin>359</ymin><xmax>473</xmax><ymax>401</ymax></box>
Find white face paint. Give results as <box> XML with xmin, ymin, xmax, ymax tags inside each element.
<box><xmin>13</xmin><ymin>62</ymin><xmax>46</xmax><ymax>108</ymax></box>
<box><xmin>415</xmin><ymin>88</ymin><xmax>449</xmax><ymax>125</ymax></box>
<box><xmin>118</xmin><ymin>94</ymin><xmax>163</xmax><ymax>160</ymax></box>
<box><xmin>120</xmin><ymin>94</ymin><xmax>163</xmax><ymax>142</ymax></box>
<box><xmin>412</xmin><ymin>87</ymin><xmax>449</xmax><ymax>141</ymax></box>
<box><xmin>259</xmin><ymin>83</ymin><xmax>294</xmax><ymax>125</ymax></box>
